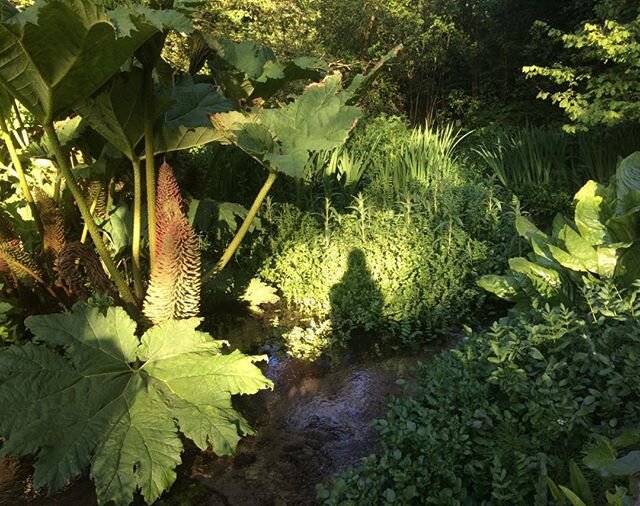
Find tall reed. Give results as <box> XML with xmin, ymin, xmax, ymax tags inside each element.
<box><xmin>474</xmin><ymin>126</ymin><xmax>568</xmax><ymax>191</ymax></box>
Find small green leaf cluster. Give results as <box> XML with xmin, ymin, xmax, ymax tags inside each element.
<box><xmin>319</xmin><ymin>280</ymin><xmax>640</xmax><ymax>505</ymax></box>
<box><xmin>523</xmin><ymin>11</ymin><xmax>640</xmax><ymax>132</ymax></box>
<box><xmin>279</xmin><ymin>319</ymin><xmax>335</xmax><ymax>361</ymax></box>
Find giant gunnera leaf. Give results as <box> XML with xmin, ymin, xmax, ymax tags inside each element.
<box><xmin>0</xmin><ymin>304</ymin><xmax>272</xmax><ymax>505</ymax></box>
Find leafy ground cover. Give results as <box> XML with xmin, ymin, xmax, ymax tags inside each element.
<box><xmin>319</xmin><ymin>280</ymin><xmax>640</xmax><ymax>504</ymax></box>
<box><xmin>0</xmin><ymin>0</ymin><xmax>640</xmax><ymax>505</ymax></box>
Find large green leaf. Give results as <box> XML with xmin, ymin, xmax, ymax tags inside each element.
<box><xmin>606</xmin><ymin>207</ymin><xmax>640</xmax><ymax>242</ymax></box>
<box><xmin>556</xmin><ymin>224</ymin><xmax>599</xmax><ymax>273</ymax></box>
<box><xmin>548</xmin><ymin>244</ymin><xmax>590</xmax><ymax>273</ymax></box>
<box><xmin>188</xmin><ymin>198</ymin><xmax>260</xmax><ymax>235</ymax></box>
<box><xmin>77</xmin><ymin>69</ymin><xmax>150</xmax><ymax>161</ymax></box>
<box><xmin>476</xmin><ymin>274</ymin><xmax>522</xmax><ymax>301</ymax></box>
<box><xmin>615</xmin><ymin>245</ymin><xmax>640</xmax><ymax>286</ymax></box>
<box><xmin>591</xmin><ymin>451</ymin><xmax>640</xmax><ymax>478</ymax></box>
<box><xmin>154</xmin><ymin>123</ymin><xmax>226</xmax><ymax>155</ymax></box>
<box><xmin>568</xmin><ymin>460</ymin><xmax>594</xmax><ymax>506</ymax></box>
<box><xmin>211</xmin><ymin>38</ymin><xmax>277</xmax><ymax>80</ymax></box>
<box><xmin>212</xmin><ymin>74</ymin><xmax>361</xmax><ymax>177</ymax></box>
<box><xmin>508</xmin><ymin>257</ymin><xmax>567</xmax><ymax>302</ymax></box>
<box><xmin>207</xmin><ymin>36</ymin><xmax>327</xmax><ymax>104</ymax></box>
<box><xmin>251</xmin><ymin>56</ymin><xmax>327</xmax><ymax>101</ymax></box>
<box><xmin>0</xmin><ymin>0</ymin><xmax>159</xmax><ymax>123</ymax></box>
<box><xmin>0</xmin><ymin>304</ymin><xmax>272</xmax><ymax>505</ymax></box>
<box><xmin>150</xmin><ymin>74</ymin><xmax>233</xmax><ymax>155</ymax></box>
<box><xmin>615</xmin><ymin>152</ymin><xmax>640</xmax><ymax>214</ymax></box>
<box><xmin>558</xmin><ymin>486</ymin><xmax>588</xmax><ymax>506</ymax></box>
<box><xmin>596</xmin><ymin>246</ymin><xmax>622</xmax><ymax>278</ymax></box>
<box><xmin>573</xmin><ymin>180</ymin><xmax>613</xmax><ymax>245</ymax></box>
<box><xmin>102</xmin><ymin>203</ymin><xmax>132</xmax><ymax>255</ymax></box>
<box><xmin>516</xmin><ymin>214</ymin><xmax>549</xmax><ymax>243</ymax></box>
<box><xmin>109</xmin><ymin>4</ymin><xmax>193</xmax><ymax>35</ymax></box>
<box><xmin>343</xmin><ymin>44</ymin><xmax>403</xmax><ymax>105</ymax></box>
<box><xmin>165</xmin><ymin>74</ymin><xmax>232</xmax><ymax>129</ymax></box>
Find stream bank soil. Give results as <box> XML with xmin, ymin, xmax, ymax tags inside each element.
<box><xmin>0</xmin><ymin>349</ymin><xmax>433</xmax><ymax>506</ymax></box>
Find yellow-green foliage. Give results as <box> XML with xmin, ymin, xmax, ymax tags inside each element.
<box><xmin>261</xmin><ymin>199</ymin><xmax>499</xmax><ymax>350</ymax></box>
<box><xmin>524</xmin><ymin>14</ymin><xmax>640</xmax><ymax>131</ymax></box>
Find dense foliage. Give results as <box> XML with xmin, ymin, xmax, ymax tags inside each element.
<box><xmin>261</xmin><ymin>185</ymin><xmax>505</xmax><ymax>355</ymax></box>
<box><xmin>255</xmin><ymin>119</ymin><xmax>512</xmax><ymax>356</ymax></box>
<box><xmin>0</xmin><ymin>0</ymin><xmax>639</xmax><ymax>504</ymax></box>
<box><xmin>524</xmin><ymin>2</ymin><xmax>640</xmax><ymax>131</ymax></box>
<box><xmin>0</xmin><ymin>0</ymin><xmax>375</xmax><ymax>504</ymax></box>
<box><xmin>319</xmin><ymin>280</ymin><xmax>640</xmax><ymax>504</ymax></box>
<box><xmin>479</xmin><ymin>152</ymin><xmax>640</xmax><ymax>309</ymax></box>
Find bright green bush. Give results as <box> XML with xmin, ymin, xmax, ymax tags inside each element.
<box><xmin>318</xmin><ymin>279</ymin><xmax>640</xmax><ymax>505</ymax></box>
<box><xmin>260</xmin><ymin>182</ymin><xmax>508</xmax><ymax>352</ymax></box>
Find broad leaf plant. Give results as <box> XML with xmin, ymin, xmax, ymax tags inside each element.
<box><xmin>0</xmin><ymin>0</ymin><xmax>398</xmax><ymax>504</ymax></box>
<box><xmin>479</xmin><ymin>152</ymin><xmax>640</xmax><ymax>309</ymax></box>
<box><xmin>0</xmin><ymin>304</ymin><xmax>272</xmax><ymax>505</ymax></box>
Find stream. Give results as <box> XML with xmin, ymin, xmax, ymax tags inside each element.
<box><xmin>0</xmin><ymin>313</ymin><xmax>438</xmax><ymax>506</ymax></box>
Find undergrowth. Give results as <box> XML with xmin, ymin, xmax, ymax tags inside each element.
<box><xmin>318</xmin><ymin>280</ymin><xmax>640</xmax><ymax>505</ymax></box>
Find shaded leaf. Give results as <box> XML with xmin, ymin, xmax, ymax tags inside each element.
<box><xmin>343</xmin><ymin>44</ymin><xmax>403</xmax><ymax>105</ymax></box>
<box><xmin>154</xmin><ymin>123</ymin><xmax>225</xmax><ymax>155</ymax></box>
<box><xmin>0</xmin><ymin>0</ymin><xmax>158</xmax><ymax>122</ymax></box>
<box><xmin>78</xmin><ymin>69</ymin><xmax>147</xmax><ymax>160</ymax></box>
<box><xmin>0</xmin><ymin>305</ymin><xmax>272</xmax><ymax>506</ymax></box>
<box><xmin>476</xmin><ymin>274</ymin><xmax>522</xmax><ymax>301</ymax></box>
<box><xmin>165</xmin><ymin>74</ymin><xmax>232</xmax><ymax>129</ymax></box>
<box><xmin>558</xmin><ymin>485</ymin><xmax>588</xmax><ymax>506</ymax></box>
<box><xmin>569</xmin><ymin>460</ymin><xmax>594</xmax><ymax>506</ymax></box>
<box><xmin>615</xmin><ymin>152</ymin><xmax>640</xmax><ymax>215</ymax></box>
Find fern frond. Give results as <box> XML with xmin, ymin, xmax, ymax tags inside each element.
<box><xmin>0</xmin><ymin>241</ymin><xmax>45</xmax><ymax>287</ymax></box>
<box><xmin>35</xmin><ymin>188</ymin><xmax>65</xmax><ymax>258</ymax></box>
<box><xmin>55</xmin><ymin>241</ymin><xmax>111</xmax><ymax>298</ymax></box>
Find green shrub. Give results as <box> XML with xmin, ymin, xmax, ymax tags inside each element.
<box><xmin>279</xmin><ymin>319</ymin><xmax>336</xmax><ymax>361</ymax></box>
<box><xmin>260</xmin><ymin>185</ymin><xmax>507</xmax><ymax>352</ymax></box>
<box><xmin>318</xmin><ymin>279</ymin><xmax>640</xmax><ymax>505</ymax></box>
